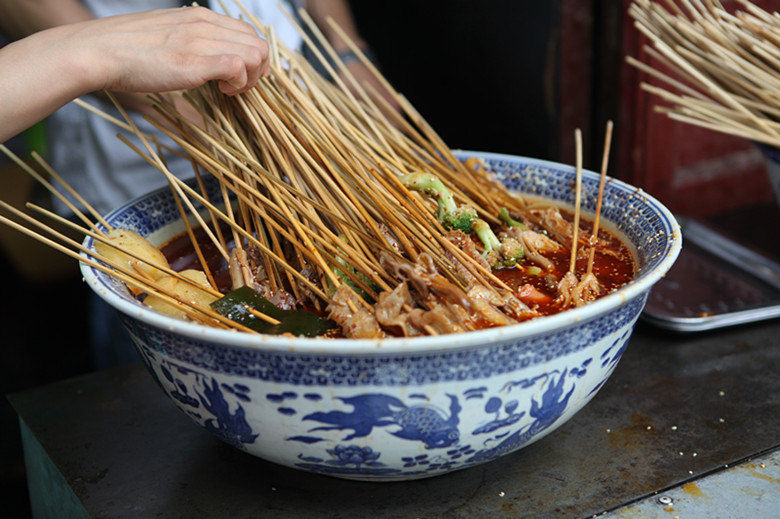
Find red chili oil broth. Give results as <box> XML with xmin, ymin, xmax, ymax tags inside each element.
<box><xmin>160</xmin><ymin>223</ymin><xmax>235</xmax><ymax>293</ymax></box>
<box><xmin>158</xmin><ymin>214</ymin><xmax>635</xmax><ymax>328</ymax></box>
<box><xmin>493</xmin><ymin>223</ymin><xmax>634</xmax><ymax>315</ymax></box>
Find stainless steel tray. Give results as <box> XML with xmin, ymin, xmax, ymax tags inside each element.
<box><xmin>641</xmin><ymin>217</ymin><xmax>780</xmax><ymax>332</ymax></box>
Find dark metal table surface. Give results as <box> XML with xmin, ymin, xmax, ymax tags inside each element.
<box><xmin>9</xmin><ymin>319</ymin><xmax>780</xmax><ymax>518</ymax></box>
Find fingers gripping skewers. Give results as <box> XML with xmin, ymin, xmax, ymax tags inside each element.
<box><xmin>0</xmin><ymin>4</ymin><xmax>634</xmax><ymax>339</ymax></box>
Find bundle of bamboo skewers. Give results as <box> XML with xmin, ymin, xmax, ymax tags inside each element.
<box><xmin>0</xmin><ymin>2</ymin><xmax>616</xmax><ymax>338</ymax></box>
<box><xmin>627</xmin><ymin>0</ymin><xmax>780</xmax><ymax>148</ymax></box>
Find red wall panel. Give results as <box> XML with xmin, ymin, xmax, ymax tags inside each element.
<box><xmin>617</xmin><ymin>0</ymin><xmax>776</xmax><ymax>217</ymax></box>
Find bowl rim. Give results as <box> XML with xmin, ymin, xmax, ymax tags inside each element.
<box><xmin>81</xmin><ymin>151</ymin><xmax>682</xmax><ymax>355</ymax></box>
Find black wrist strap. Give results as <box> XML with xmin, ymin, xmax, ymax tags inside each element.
<box><xmin>337</xmin><ymin>47</ymin><xmax>377</xmax><ymax>66</ymax></box>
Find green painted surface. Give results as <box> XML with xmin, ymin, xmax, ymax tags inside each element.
<box><xmin>20</xmin><ymin>418</ymin><xmax>89</xmax><ymax>519</ymax></box>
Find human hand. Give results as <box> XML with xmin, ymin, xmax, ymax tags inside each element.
<box><xmin>0</xmin><ymin>6</ymin><xmax>271</xmax><ymax>142</ymax></box>
<box><xmin>65</xmin><ymin>6</ymin><xmax>270</xmax><ymax>96</ymax></box>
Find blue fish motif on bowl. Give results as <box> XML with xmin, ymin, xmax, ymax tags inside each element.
<box><xmin>83</xmin><ymin>151</ymin><xmax>681</xmax><ymax>481</ymax></box>
<box><xmin>301</xmin><ymin>393</ymin><xmax>461</xmax><ymax>448</ymax></box>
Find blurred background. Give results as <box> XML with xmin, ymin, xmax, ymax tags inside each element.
<box><xmin>1</xmin><ymin>0</ymin><xmax>777</xmax><ymax>517</ymax></box>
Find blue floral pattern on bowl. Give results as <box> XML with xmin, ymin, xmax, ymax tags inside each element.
<box><xmin>83</xmin><ymin>152</ymin><xmax>681</xmax><ymax>481</ymax></box>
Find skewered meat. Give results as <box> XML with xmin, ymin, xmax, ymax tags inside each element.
<box><xmin>556</xmin><ymin>271</ymin><xmax>602</xmax><ymax>308</ymax></box>
<box><xmin>229</xmin><ymin>246</ymin><xmax>297</xmax><ymax>310</ymax></box>
<box><xmin>374</xmin><ymin>282</ymin><xmax>422</xmax><ymax>336</ymax></box>
<box><xmin>327</xmin><ymin>285</ymin><xmax>386</xmax><ymax>339</ymax></box>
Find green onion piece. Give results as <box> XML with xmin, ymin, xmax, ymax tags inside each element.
<box><xmin>473</xmin><ymin>219</ymin><xmax>501</xmax><ymax>252</ymax></box>
<box><xmin>498</xmin><ymin>207</ymin><xmax>528</xmax><ymax>229</ymax></box>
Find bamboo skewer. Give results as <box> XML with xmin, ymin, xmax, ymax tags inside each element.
<box><xmin>16</xmin><ymin>201</ymin><xmax>282</xmax><ymax>326</ymax></box>
<box><xmin>155</xmin><ymin>63</ymin><xmax>506</xmax><ymax>296</ymax></box>
<box><xmin>125</xmin><ymin>5</ymin><xmax>548</xmax><ymax>316</ymax></box>
<box><xmin>169</xmin><ymin>184</ymin><xmax>219</xmax><ymax>291</ymax></box>
<box><xmin>0</xmin><ymin>204</ymin><xmax>262</xmax><ymax>331</ymax></box>
<box><xmin>587</xmin><ymin>121</ymin><xmax>614</xmax><ymax>275</ymax></box>
<box><xmin>30</xmin><ymin>152</ymin><xmax>113</xmax><ymax>231</ymax></box>
<box><xmin>0</xmin><ymin>144</ymin><xmax>106</xmax><ymax>234</ymax></box>
<box><xmin>116</xmin><ymin>137</ymin><xmax>334</xmax><ymax>300</ymax></box>
<box><xmin>0</xmin><ymin>2</ymin><xmax>632</xmax><ymax>338</ymax></box>
<box><xmin>23</xmin><ymin>202</ymin><xmax>217</xmax><ymax>296</ymax></box>
<box><xmin>628</xmin><ymin>0</ymin><xmax>780</xmax><ymax>147</ymax></box>
<box><xmin>154</xmin><ymin>123</ymin><xmax>397</xmax><ymax>286</ymax></box>
<box><xmin>570</xmin><ymin>130</ymin><xmax>584</xmax><ymax>275</ymax></box>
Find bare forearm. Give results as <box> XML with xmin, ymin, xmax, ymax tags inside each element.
<box><xmin>0</xmin><ymin>24</ymin><xmax>95</xmax><ymax>141</ymax></box>
<box><xmin>0</xmin><ymin>0</ymin><xmax>151</xmax><ymax>116</ymax></box>
<box><xmin>305</xmin><ymin>0</ymin><xmax>367</xmax><ymax>52</ymax></box>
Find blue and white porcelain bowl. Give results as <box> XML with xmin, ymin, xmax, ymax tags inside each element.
<box><xmin>82</xmin><ymin>152</ymin><xmax>681</xmax><ymax>481</ymax></box>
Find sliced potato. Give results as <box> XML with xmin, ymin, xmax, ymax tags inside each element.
<box><xmin>144</xmin><ymin>269</ymin><xmax>219</xmax><ymax>322</ymax></box>
<box><xmin>95</xmin><ymin>229</ymin><xmax>170</xmax><ymax>281</ymax></box>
